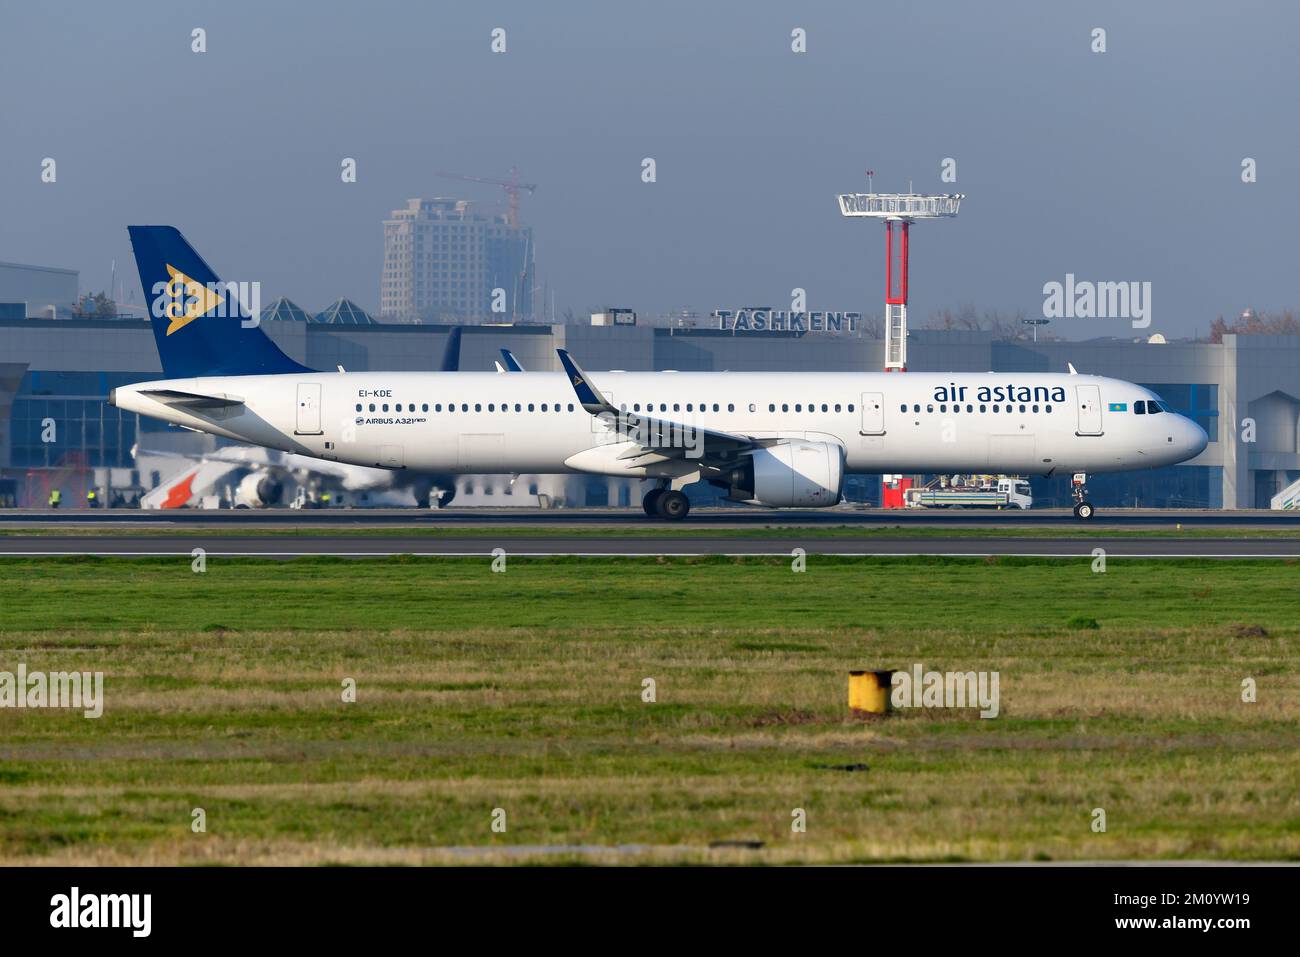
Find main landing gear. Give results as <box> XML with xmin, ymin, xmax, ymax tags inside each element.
<box><xmin>1071</xmin><ymin>472</ymin><xmax>1094</xmax><ymax>520</ymax></box>
<box><xmin>642</xmin><ymin>487</ymin><xmax>690</xmax><ymax>520</ymax></box>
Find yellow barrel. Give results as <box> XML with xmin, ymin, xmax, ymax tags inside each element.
<box><xmin>848</xmin><ymin>670</ymin><xmax>894</xmax><ymax>715</ymax></box>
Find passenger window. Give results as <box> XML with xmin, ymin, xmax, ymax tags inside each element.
<box><xmin>633</xmin><ymin>404</ymin><xmax>640</xmax><ymax>412</ymax></box>
<box><xmin>686</xmin><ymin>403</ymin><xmax>693</xmax><ymax>412</ymax></box>
<box><xmin>355</xmin><ymin>404</ymin><xmax>362</xmax><ymax>412</ymax></box>
<box><xmin>926</xmin><ymin>404</ymin><xmax>934</xmax><ymax>413</ymax></box>
<box><xmin>1032</xmin><ymin>404</ymin><xmax>1039</xmax><ymax>413</ymax></box>
<box><xmin>979</xmin><ymin>404</ymin><xmax>986</xmax><ymax>412</ymax></box>
<box><xmin>474</xmin><ymin>403</ymin><xmax>481</xmax><ymax>412</ymax></box>
<box><xmin>422</xmin><ymin>403</ymin><xmax>429</xmax><ymax>412</ymax></box>
<box><xmin>836</xmin><ymin>404</ymin><xmax>843</xmax><ymax>413</ymax></box>
<box><xmin>966</xmin><ymin>404</ymin><xmax>973</xmax><ymax>412</ymax></box>
<box><xmin>382</xmin><ymin>404</ymin><xmax>389</xmax><ymax>412</ymax></box>
<box><xmin>782</xmin><ymin>404</ymin><xmax>789</xmax><ymax>412</ymax></box>
<box><xmin>1045</xmin><ymin>404</ymin><xmax>1052</xmax><ymax>413</ymax></box>
<box><xmin>568</xmin><ymin>403</ymin><xmax>574</xmax><ymax>412</ymax></box>
<box><xmin>848</xmin><ymin>404</ymin><xmax>854</xmax><ymax>412</ymax></box>
<box><xmin>1019</xmin><ymin>404</ymin><xmax>1026</xmax><ymax>413</ymax></box>
<box><xmin>461</xmin><ymin>403</ymin><xmax>468</xmax><ymax>412</ymax></box>
<box><xmin>795</xmin><ymin>404</ymin><xmax>802</xmax><ymax>412</ymax></box>
<box><xmin>541</xmin><ymin>403</ymin><xmax>548</xmax><ymax>412</ymax></box>
<box><xmin>899</xmin><ymin>404</ymin><xmax>907</xmax><ymax>412</ymax></box>
<box><xmin>488</xmin><ymin>403</ymin><xmax>495</xmax><ymax>412</ymax></box>
<box><xmin>769</xmin><ymin>403</ymin><xmax>776</xmax><ymax>412</ymax></box>
<box><xmin>822</xmin><ymin>404</ymin><xmax>828</xmax><ymax>412</ymax></box>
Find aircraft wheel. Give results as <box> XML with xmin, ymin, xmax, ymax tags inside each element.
<box><xmin>656</xmin><ymin>490</ymin><xmax>690</xmax><ymax>521</ymax></box>
<box><xmin>1074</xmin><ymin>501</ymin><xmax>1094</xmax><ymax>520</ymax></box>
<box><xmin>642</xmin><ymin>488</ymin><xmax>664</xmax><ymax>517</ymax></box>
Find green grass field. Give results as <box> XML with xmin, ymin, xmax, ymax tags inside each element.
<box><xmin>0</xmin><ymin>554</ymin><xmax>1297</xmax><ymax>864</ymax></box>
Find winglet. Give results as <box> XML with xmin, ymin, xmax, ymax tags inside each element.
<box><xmin>1067</xmin><ymin>362</ymin><xmax>1078</xmax><ymax>375</ymax></box>
<box><xmin>556</xmin><ymin>349</ymin><xmax>610</xmax><ymax>414</ymax></box>
<box><xmin>500</xmin><ymin>348</ymin><xmax>525</xmax><ymax>372</ymax></box>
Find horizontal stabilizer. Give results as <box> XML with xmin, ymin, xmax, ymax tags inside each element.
<box><xmin>139</xmin><ymin>388</ymin><xmax>245</xmax><ymax>410</ymax></box>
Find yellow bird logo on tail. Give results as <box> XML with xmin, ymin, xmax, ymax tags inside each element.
<box><xmin>162</xmin><ymin>264</ymin><xmax>222</xmax><ymax>336</ymax></box>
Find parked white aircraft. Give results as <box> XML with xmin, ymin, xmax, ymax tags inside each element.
<box><xmin>112</xmin><ymin>227</ymin><xmax>1208</xmax><ymax>520</ymax></box>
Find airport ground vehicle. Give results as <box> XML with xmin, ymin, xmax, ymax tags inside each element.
<box><xmin>905</xmin><ymin>476</ymin><xmax>1032</xmax><ymax>510</ymax></box>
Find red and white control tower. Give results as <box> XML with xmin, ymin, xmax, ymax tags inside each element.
<box><xmin>837</xmin><ymin>190</ymin><xmax>963</xmax><ymax>371</ymax></box>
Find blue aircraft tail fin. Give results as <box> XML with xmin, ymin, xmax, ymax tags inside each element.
<box><xmin>128</xmin><ymin>225</ymin><xmax>313</xmax><ymax>378</ymax></box>
<box><xmin>439</xmin><ymin>326</ymin><xmax>462</xmax><ymax>372</ymax></box>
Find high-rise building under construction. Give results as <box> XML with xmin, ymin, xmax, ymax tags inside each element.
<box><xmin>380</xmin><ymin>198</ymin><xmax>533</xmax><ymax>322</ymax></box>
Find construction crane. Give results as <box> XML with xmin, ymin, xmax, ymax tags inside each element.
<box><xmin>433</xmin><ymin>166</ymin><xmax>537</xmax><ymax>228</ymax></box>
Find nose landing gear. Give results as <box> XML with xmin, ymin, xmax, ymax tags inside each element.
<box><xmin>1071</xmin><ymin>472</ymin><xmax>1094</xmax><ymax>520</ymax></box>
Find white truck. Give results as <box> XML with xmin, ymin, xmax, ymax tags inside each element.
<box><xmin>904</xmin><ymin>476</ymin><xmax>1033</xmax><ymax>510</ymax></box>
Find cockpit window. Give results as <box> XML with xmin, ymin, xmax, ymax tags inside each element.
<box><xmin>1134</xmin><ymin>401</ymin><xmax>1146</xmax><ymax>415</ymax></box>
<box><xmin>1147</xmin><ymin>400</ymin><xmax>1164</xmax><ymax>414</ymax></box>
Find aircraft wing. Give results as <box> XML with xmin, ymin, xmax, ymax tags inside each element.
<box><xmin>556</xmin><ymin>349</ymin><xmax>759</xmax><ymax>467</ymax></box>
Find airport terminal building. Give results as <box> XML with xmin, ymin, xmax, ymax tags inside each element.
<box><xmin>0</xmin><ymin>312</ymin><xmax>1297</xmax><ymax>509</ymax></box>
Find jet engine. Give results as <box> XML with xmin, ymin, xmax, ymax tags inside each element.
<box><xmin>234</xmin><ymin>471</ymin><xmax>284</xmax><ymax>509</ymax></box>
<box><xmin>725</xmin><ymin>440</ymin><xmax>844</xmax><ymax>508</ymax></box>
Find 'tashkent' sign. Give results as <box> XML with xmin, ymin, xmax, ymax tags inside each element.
<box><xmin>714</xmin><ymin>309</ymin><xmax>859</xmax><ymax>333</ymax></box>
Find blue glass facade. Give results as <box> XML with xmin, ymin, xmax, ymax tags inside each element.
<box><xmin>10</xmin><ymin>371</ymin><xmax>151</xmax><ymax>468</ymax></box>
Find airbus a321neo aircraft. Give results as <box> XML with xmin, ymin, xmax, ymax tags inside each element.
<box><xmin>113</xmin><ymin>226</ymin><xmax>1208</xmax><ymax>520</ymax></box>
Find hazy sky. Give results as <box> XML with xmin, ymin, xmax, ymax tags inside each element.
<box><xmin>3</xmin><ymin>0</ymin><xmax>1297</xmax><ymax>339</ymax></box>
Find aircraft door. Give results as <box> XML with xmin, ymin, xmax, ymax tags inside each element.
<box><xmin>295</xmin><ymin>383</ymin><xmax>322</xmax><ymax>435</ymax></box>
<box><xmin>1075</xmin><ymin>384</ymin><xmax>1103</xmax><ymax>435</ymax></box>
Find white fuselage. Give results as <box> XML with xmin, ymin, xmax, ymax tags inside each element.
<box><xmin>112</xmin><ymin>370</ymin><xmax>1208</xmax><ymax>482</ymax></box>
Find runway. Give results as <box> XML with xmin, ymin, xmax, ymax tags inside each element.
<box><xmin>1</xmin><ymin>535</ymin><xmax>1297</xmax><ymax>558</ymax></box>
<box><xmin>2</xmin><ymin>506</ymin><xmax>1298</xmax><ymax>529</ymax></box>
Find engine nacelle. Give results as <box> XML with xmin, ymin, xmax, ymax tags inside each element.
<box><xmin>728</xmin><ymin>440</ymin><xmax>844</xmax><ymax>508</ymax></box>
<box><xmin>234</xmin><ymin>471</ymin><xmax>283</xmax><ymax>509</ymax></box>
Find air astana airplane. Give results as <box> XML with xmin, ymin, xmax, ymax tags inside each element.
<box><xmin>112</xmin><ymin>226</ymin><xmax>1208</xmax><ymax>520</ymax></box>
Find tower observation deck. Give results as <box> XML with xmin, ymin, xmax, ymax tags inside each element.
<box><xmin>837</xmin><ymin>191</ymin><xmax>963</xmax><ymax>371</ymax></box>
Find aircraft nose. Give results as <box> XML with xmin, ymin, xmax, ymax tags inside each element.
<box><xmin>1181</xmin><ymin>415</ymin><xmax>1208</xmax><ymax>458</ymax></box>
